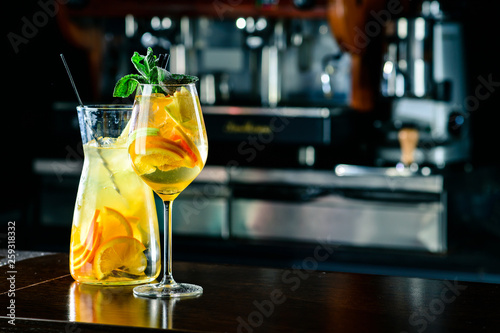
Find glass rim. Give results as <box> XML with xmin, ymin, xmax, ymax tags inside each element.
<box><xmin>76</xmin><ymin>104</ymin><xmax>133</xmax><ymax>112</ymax></box>
<box><xmin>138</xmin><ymin>82</ymin><xmax>197</xmax><ymax>87</ymax></box>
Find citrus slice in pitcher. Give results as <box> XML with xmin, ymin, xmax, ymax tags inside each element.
<box><xmin>100</xmin><ymin>207</ymin><xmax>133</xmax><ymax>242</ymax></box>
<box><xmin>72</xmin><ymin>209</ymin><xmax>103</xmax><ymax>270</ymax></box>
<box><xmin>93</xmin><ymin>236</ymin><xmax>147</xmax><ymax>280</ymax></box>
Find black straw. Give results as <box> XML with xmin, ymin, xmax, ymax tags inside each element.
<box><xmin>60</xmin><ymin>54</ymin><xmax>84</xmax><ymax>106</ymax></box>
<box><xmin>60</xmin><ymin>54</ymin><xmax>122</xmax><ymax>194</ymax></box>
<box><xmin>159</xmin><ymin>53</ymin><xmax>170</xmax><ymax>69</ymax></box>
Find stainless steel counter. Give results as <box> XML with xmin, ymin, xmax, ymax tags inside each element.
<box><xmin>172</xmin><ymin>165</ymin><xmax>446</xmax><ymax>253</ymax></box>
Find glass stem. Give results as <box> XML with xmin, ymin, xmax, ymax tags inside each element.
<box><xmin>160</xmin><ymin>200</ymin><xmax>176</xmax><ymax>286</ymax></box>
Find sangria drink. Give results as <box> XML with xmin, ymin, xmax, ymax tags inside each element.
<box><xmin>128</xmin><ymin>85</ymin><xmax>208</xmax><ymax>201</ymax></box>
<box><xmin>128</xmin><ymin>83</ymin><xmax>208</xmax><ymax>297</ymax></box>
<box><xmin>70</xmin><ymin>105</ymin><xmax>161</xmax><ymax>285</ymax></box>
<box><xmin>113</xmin><ymin>48</ymin><xmax>208</xmax><ymax>297</ymax></box>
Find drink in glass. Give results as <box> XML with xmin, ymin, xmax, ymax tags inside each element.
<box><xmin>128</xmin><ymin>83</ymin><xmax>208</xmax><ymax>297</ymax></box>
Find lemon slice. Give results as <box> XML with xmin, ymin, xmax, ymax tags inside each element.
<box><xmin>93</xmin><ymin>236</ymin><xmax>147</xmax><ymax>280</ymax></box>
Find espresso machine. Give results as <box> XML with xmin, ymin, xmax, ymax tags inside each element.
<box><xmin>49</xmin><ymin>0</ymin><xmax>458</xmax><ymax>254</ymax></box>
<box><xmin>377</xmin><ymin>0</ymin><xmax>469</xmax><ymax>168</ymax></box>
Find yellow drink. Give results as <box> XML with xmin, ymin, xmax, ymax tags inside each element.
<box><xmin>70</xmin><ymin>135</ymin><xmax>161</xmax><ymax>285</ymax></box>
<box><xmin>125</xmin><ymin>79</ymin><xmax>208</xmax><ymax>298</ymax></box>
<box><xmin>134</xmin><ymin>163</ymin><xmax>204</xmax><ymax>201</ymax></box>
<box><xmin>128</xmin><ymin>91</ymin><xmax>208</xmax><ymax>201</ymax></box>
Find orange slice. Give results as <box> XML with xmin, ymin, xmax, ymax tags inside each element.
<box><xmin>150</xmin><ymin>96</ymin><xmax>174</xmax><ymax>128</ymax></box>
<box><xmin>71</xmin><ymin>228</ymin><xmax>86</xmax><ymax>257</ymax></box>
<box><xmin>170</xmin><ymin>125</ymin><xmax>202</xmax><ymax>168</ymax></box>
<box><xmin>126</xmin><ymin>216</ymin><xmax>144</xmax><ymax>243</ymax></box>
<box><xmin>73</xmin><ymin>224</ymin><xmax>102</xmax><ymax>270</ymax></box>
<box><xmin>126</xmin><ymin>216</ymin><xmax>140</xmax><ymax>225</ymax></box>
<box><xmin>100</xmin><ymin>206</ymin><xmax>133</xmax><ymax>242</ymax></box>
<box><xmin>72</xmin><ymin>209</ymin><xmax>102</xmax><ymax>270</ymax></box>
<box><xmin>129</xmin><ymin>135</ymin><xmax>188</xmax><ymax>174</ymax></box>
<box><xmin>72</xmin><ymin>210</ymin><xmax>99</xmax><ymax>257</ymax></box>
<box><xmin>93</xmin><ymin>236</ymin><xmax>147</xmax><ymax>280</ymax></box>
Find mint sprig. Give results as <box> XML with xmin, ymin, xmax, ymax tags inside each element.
<box><xmin>113</xmin><ymin>48</ymin><xmax>198</xmax><ymax>98</ymax></box>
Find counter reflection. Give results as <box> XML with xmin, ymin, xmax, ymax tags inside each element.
<box><xmin>68</xmin><ymin>282</ymin><xmax>180</xmax><ymax>329</ymax></box>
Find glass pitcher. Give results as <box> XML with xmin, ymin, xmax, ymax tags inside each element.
<box><xmin>70</xmin><ymin>105</ymin><xmax>161</xmax><ymax>285</ymax></box>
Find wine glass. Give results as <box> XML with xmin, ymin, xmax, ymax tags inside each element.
<box><xmin>128</xmin><ymin>83</ymin><xmax>208</xmax><ymax>298</ymax></box>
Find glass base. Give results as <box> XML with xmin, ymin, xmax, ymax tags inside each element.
<box><xmin>133</xmin><ymin>282</ymin><xmax>203</xmax><ymax>298</ymax></box>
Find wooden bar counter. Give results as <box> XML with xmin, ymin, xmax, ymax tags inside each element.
<box><xmin>1</xmin><ymin>252</ymin><xmax>499</xmax><ymax>332</ymax></box>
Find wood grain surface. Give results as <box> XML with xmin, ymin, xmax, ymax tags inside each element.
<box><xmin>1</xmin><ymin>253</ymin><xmax>499</xmax><ymax>332</ymax></box>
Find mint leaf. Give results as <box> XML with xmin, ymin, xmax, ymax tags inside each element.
<box><xmin>169</xmin><ymin>73</ymin><xmax>199</xmax><ymax>84</ymax></box>
<box><xmin>149</xmin><ymin>66</ymin><xmax>171</xmax><ymax>85</ymax></box>
<box><xmin>114</xmin><ymin>47</ymin><xmax>199</xmax><ymax>98</ymax></box>
<box><xmin>131</xmin><ymin>48</ymin><xmax>157</xmax><ymax>78</ymax></box>
<box><xmin>132</xmin><ymin>52</ymin><xmax>148</xmax><ymax>78</ymax></box>
<box><xmin>113</xmin><ymin>74</ymin><xmax>145</xmax><ymax>98</ymax></box>
<box><xmin>145</xmin><ymin>48</ymin><xmax>156</xmax><ymax>77</ymax></box>
<box><xmin>155</xmin><ymin>67</ymin><xmax>172</xmax><ymax>83</ymax></box>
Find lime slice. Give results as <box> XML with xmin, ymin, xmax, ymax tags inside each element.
<box><xmin>127</xmin><ymin>127</ymin><xmax>160</xmax><ymax>146</ymax></box>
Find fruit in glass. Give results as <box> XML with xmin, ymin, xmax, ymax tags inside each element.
<box><xmin>128</xmin><ymin>83</ymin><xmax>208</xmax><ymax>298</ymax></box>
<box><xmin>70</xmin><ymin>105</ymin><xmax>161</xmax><ymax>285</ymax></box>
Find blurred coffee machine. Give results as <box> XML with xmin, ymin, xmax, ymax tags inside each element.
<box><xmin>57</xmin><ymin>0</ymin><xmax>369</xmax><ymax>168</ymax></box>
<box><xmin>54</xmin><ymin>1</ymin><xmax>457</xmax><ymax>253</ymax></box>
<box><xmin>377</xmin><ymin>1</ymin><xmax>469</xmax><ymax>168</ymax></box>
